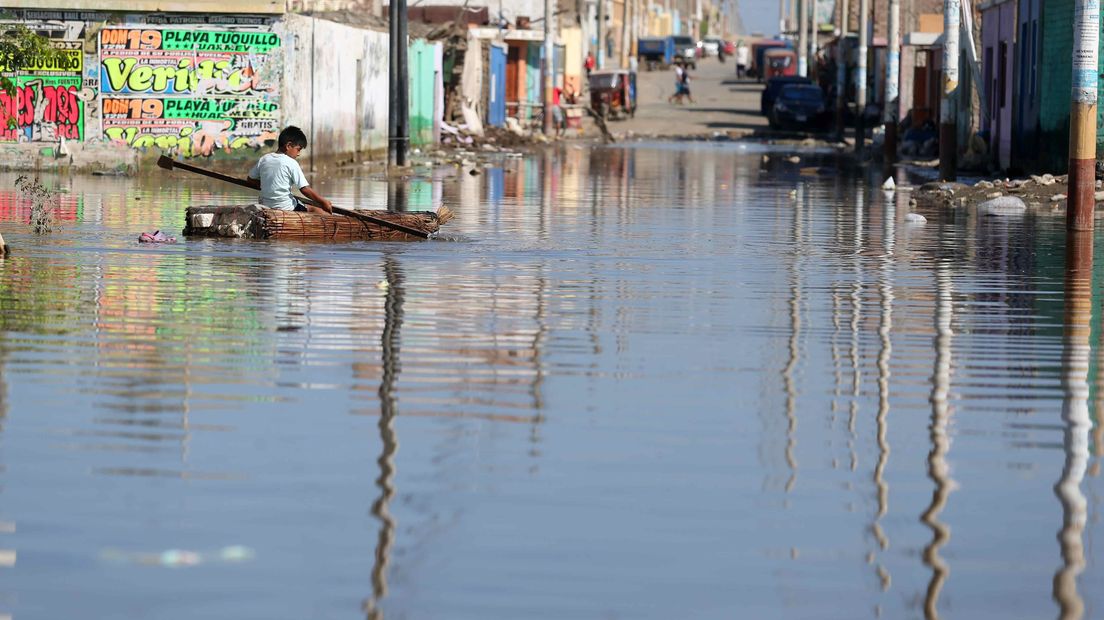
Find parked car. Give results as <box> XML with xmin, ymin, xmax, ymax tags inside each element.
<box><xmin>698</xmin><ymin>37</ymin><xmax>724</xmax><ymax>56</ymax></box>
<box><xmin>672</xmin><ymin>35</ymin><xmax>697</xmax><ymax>69</ymax></box>
<box><xmin>760</xmin><ymin>75</ymin><xmax>813</xmax><ymax>115</ymax></box>
<box><xmin>769</xmin><ymin>84</ymin><xmax>829</xmax><ymax>131</ymax></box>
<box><xmin>722</xmin><ymin>40</ymin><xmax>736</xmax><ymax>56</ymax></box>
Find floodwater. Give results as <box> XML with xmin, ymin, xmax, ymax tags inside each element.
<box><xmin>0</xmin><ymin>142</ymin><xmax>1100</xmax><ymax>619</ymax></box>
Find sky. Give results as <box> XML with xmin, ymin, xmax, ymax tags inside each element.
<box><xmin>740</xmin><ymin>0</ymin><xmax>781</xmax><ymax>36</ymax></box>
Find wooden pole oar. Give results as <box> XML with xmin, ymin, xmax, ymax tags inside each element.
<box><xmin>157</xmin><ymin>155</ymin><xmax>431</xmax><ymax>239</ymax></box>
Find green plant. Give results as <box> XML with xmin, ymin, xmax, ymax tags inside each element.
<box><xmin>0</xmin><ymin>23</ymin><xmax>65</xmax><ymax>130</ymax></box>
<box><xmin>15</xmin><ymin>175</ymin><xmax>54</xmax><ymax>235</ymax></box>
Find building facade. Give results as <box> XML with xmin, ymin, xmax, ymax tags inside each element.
<box><xmin>0</xmin><ymin>0</ymin><xmax>391</xmax><ymax>171</ymax></box>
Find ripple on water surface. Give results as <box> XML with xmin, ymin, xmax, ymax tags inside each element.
<box><xmin>0</xmin><ymin>145</ymin><xmax>1098</xmax><ymax>619</ymax></box>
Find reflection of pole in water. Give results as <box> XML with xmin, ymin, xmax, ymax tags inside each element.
<box><xmin>781</xmin><ymin>184</ymin><xmax>804</xmax><ymax>493</ymax></box>
<box><xmin>1054</xmin><ymin>232</ymin><xmax>1092</xmax><ymax>620</ymax></box>
<box><xmin>922</xmin><ymin>262</ymin><xmax>955</xmax><ymax>620</ymax></box>
<box><xmin>363</xmin><ymin>255</ymin><xmax>404</xmax><ymax>620</ymax></box>
<box><xmin>870</xmin><ymin>189</ymin><xmax>895</xmax><ymax>594</ymax></box>
<box><xmin>387</xmin><ymin>181</ymin><xmax>409</xmax><ymax>213</ymax></box>
<box><xmin>848</xmin><ymin>188</ymin><xmax>865</xmax><ymax>473</ymax></box>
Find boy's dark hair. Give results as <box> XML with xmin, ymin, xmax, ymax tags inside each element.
<box><xmin>278</xmin><ymin>126</ymin><xmax>308</xmax><ymax>150</ymax></box>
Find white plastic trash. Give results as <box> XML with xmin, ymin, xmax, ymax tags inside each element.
<box><xmin>978</xmin><ymin>196</ymin><xmax>1027</xmax><ymax>216</ymax></box>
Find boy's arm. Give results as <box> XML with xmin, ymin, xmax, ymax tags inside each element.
<box><xmin>300</xmin><ymin>185</ymin><xmax>333</xmax><ymax>213</ymax></box>
<box><xmin>246</xmin><ymin>162</ymin><xmax>261</xmax><ymax>190</ymax></box>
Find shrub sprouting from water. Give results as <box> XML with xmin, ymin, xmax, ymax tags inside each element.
<box><xmin>15</xmin><ymin>175</ymin><xmax>55</xmax><ymax>235</ymax></box>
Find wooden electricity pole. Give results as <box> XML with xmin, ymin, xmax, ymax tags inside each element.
<box><xmin>938</xmin><ymin>0</ymin><xmax>959</xmax><ymax>180</ymax></box>
<box><xmin>884</xmin><ymin>0</ymin><xmax>900</xmax><ymax>161</ymax></box>
<box><xmin>797</xmin><ymin>0</ymin><xmax>808</xmax><ymax>76</ymax></box>
<box><xmin>388</xmin><ymin>0</ymin><xmax>409</xmax><ymax>166</ymax></box>
<box><xmin>1068</xmin><ymin>0</ymin><xmax>1099</xmax><ymax>230</ymax></box>
<box><xmin>543</xmin><ymin>0</ymin><xmax>555</xmax><ymax>135</ymax></box>
<box><xmin>854</xmin><ymin>0</ymin><xmax>868</xmax><ymax>152</ymax></box>
<box><xmin>835</xmin><ymin>0</ymin><xmax>849</xmax><ymax>138</ymax></box>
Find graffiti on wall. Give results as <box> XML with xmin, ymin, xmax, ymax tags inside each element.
<box><xmin>0</xmin><ymin>41</ymin><xmax>85</xmax><ymax>143</ymax></box>
<box><xmin>98</xmin><ymin>27</ymin><xmax>280</xmax><ymax>156</ymax></box>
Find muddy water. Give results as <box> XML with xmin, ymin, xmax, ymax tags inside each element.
<box><xmin>0</xmin><ymin>143</ymin><xmax>1099</xmax><ymax>619</ymax></box>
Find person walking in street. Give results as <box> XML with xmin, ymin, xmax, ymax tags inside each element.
<box><xmin>584</xmin><ymin>51</ymin><xmax>595</xmax><ymax>77</ymax></box>
<box><xmin>735</xmin><ymin>40</ymin><xmax>750</xmax><ymax>79</ymax></box>
<box><xmin>668</xmin><ymin>63</ymin><xmax>686</xmax><ymax>104</ymax></box>
<box><xmin>679</xmin><ymin>66</ymin><xmax>694</xmax><ymax>104</ymax></box>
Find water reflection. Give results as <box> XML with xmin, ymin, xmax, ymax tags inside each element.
<box><xmin>1054</xmin><ymin>232</ymin><xmax>1092</xmax><ymax>620</ymax></box>
<box><xmin>0</xmin><ymin>144</ymin><xmax>1102</xmax><ymax>618</ymax></box>
<box><xmin>922</xmin><ymin>262</ymin><xmax>956</xmax><ymax>619</ymax></box>
<box><xmin>363</xmin><ymin>255</ymin><xmax>403</xmax><ymax>620</ymax></box>
<box><xmin>871</xmin><ymin>187</ymin><xmax>896</xmax><ymax>595</ymax></box>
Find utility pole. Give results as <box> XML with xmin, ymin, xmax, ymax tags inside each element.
<box><xmin>779</xmin><ymin>0</ymin><xmax>785</xmax><ymax>35</ymax></box>
<box><xmin>797</xmin><ymin>0</ymin><xmax>807</xmax><ymax>76</ymax></box>
<box><xmin>854</xmin><ymin>0</ymin><xmax>868</xmax><ymax>153</ymax></box>
<box><xmin>1068</xmin><ymin>0</ymin><xmax>1099</xmax><ymax>230</ymax></box>
<box><xmin>808</xmin><ymin>0</ymin><xmax>816</xmax><ymax>76</ymax></box>
<box><xmin>883</xmin><ymin>0</ymin><xmax>900</xmax><ymax>161</ymax></box>
<box><xmin>835</xmin><ymin>0</ymin><xmax>849</xmax><ymax>138</ymax></box>
<box><xmin>597</xmin><ymin>0</ymin><xmax>606</xmax><ymax>68</ymax></box>
<box><xmin>621</xmin><ymin>0</ymin><xmax>632</xmax><ymax>67</ymax></box>
<box><xmin>388</xmin><ymin>0</ymin><xmax>409</xmax><ymax>166</ymax></box>
<box><xmin>543</xmin><ymin>0</ymin><xmax>554</xmax><ymax>135</ymax></box>
<box><xmin>939</xmin><ymin>0</ymin><xmax>959</xmax><ymax>180</ymax></box>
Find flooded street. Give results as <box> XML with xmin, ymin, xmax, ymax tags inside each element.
<box><xmin>0</xmin><ymin>141</ymin><xmax>1100</xmax><ymax>619</ymax></box>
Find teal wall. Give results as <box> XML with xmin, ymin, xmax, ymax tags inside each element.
<box><xmin>1037</xmin><ymin>0</ymin><xmax>1104</xmax><ymax>172</ymax></box>
<box><xmin>409</xmin><ymin>40</ymin><xmax>436</xmax><ymax>146</ymax></box>
<box><xmin>526</xmin><ymin>43</ymin><xmax>542</xmax><ymax>119</ymax></box>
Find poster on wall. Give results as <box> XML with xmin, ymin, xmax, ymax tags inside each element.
<box><xmin>98</xmin><ymin>27</ymin><xmax>281</xmax><ymax>156</ymax></box>
<box><xmin>0</xmin><ymin>41</ymin><xmax>85</xmax><ymax>143</ymax></box>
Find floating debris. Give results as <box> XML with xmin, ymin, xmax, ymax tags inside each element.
<box><xmin>979</xmin><ymin>196</ymin><xmax>1027</xmax><ymax>216</ymax></box>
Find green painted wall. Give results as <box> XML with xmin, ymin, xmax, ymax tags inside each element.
<box><xmin>526</xmin><ymin>43</ymin><xmax>542</xmax><ymax>119</ymax></box>
<box><xmin>1037</xmin><ymin>0</ymin><xmax>1104</xmax><ymax>172</ymax></box>
<box><xmin>409</xmin><ymin>39</ymin><xmax>436</xmax><ymax>146</ymax></box>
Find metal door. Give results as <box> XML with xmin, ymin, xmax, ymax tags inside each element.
<box><xmin>489</xmin><ymin>44</ymin><xmax>506</xmax><ymax>127</ymax></box>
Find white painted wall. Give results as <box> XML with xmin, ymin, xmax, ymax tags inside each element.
<box><xmin>278</xmin><ymin>14</ymin><xmax>389</xmax><ymax>165</ymax></box>
<box><xmin>383</xmin><ymin>0</ymin><xmax>544</xmax><ymax>24</ymax></box>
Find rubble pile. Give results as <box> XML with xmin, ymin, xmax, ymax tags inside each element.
<box><xmin>912</xmin><ymin>173</ymin><xmax>1100</xmax><ymax>216</ymax></box>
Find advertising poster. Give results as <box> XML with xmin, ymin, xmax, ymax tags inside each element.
<box><xmin>0</xmin><ymin>41</ymin><xmax>85</xmax><ymax>143</ymax></box>
<box><xmin>98</xmin><ymin>27</ymin><xmax>280</xmax><ymax>156</ymax></box>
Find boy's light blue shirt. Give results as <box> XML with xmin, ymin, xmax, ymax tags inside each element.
<box><xmin>248</xmin><ymin>153</ymin><xmax>309</xmax><ymax>211</ymax></box>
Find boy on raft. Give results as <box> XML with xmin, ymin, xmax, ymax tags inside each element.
<box><xmin>247</xmin><ymin>126</ymin><xmax>333</xmax><ymax>214</ymax></box>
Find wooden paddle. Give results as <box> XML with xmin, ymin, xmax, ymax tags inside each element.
<box><xmin>157</xmin><ymin>155</ymin><xmax>431</xmax><ymax>239</ymax></box>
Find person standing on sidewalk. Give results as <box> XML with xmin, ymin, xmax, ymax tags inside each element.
<box><xmin>735</xmin><ymin>41</ymin><xmax>750</xmax><ymax>79</ymax></box>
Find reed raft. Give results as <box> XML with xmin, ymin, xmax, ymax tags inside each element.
<box><xmin>183</xmin><ymin>204</ymin><xmax>454</xmax><ymax>241</ymax></box>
